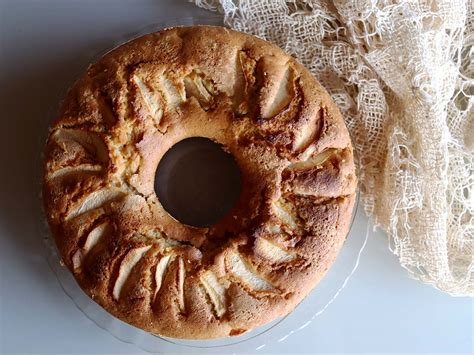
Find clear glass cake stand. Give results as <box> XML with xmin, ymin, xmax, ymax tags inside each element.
<box><xmin>40</xmin><ymin>15</ymin><xmax>368</xmax><ymax>353</ymax></box>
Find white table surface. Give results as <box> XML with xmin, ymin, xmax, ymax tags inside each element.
<box><xmin>0</xmin><ymin>0</ymin><xmax>472</xmax><ymax>354</ymax></box>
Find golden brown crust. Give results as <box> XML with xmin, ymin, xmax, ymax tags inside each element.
<box><xmin>42</xmin><ymin>26</ymin><xmax>357</xmax><ymax>339</ymax></box>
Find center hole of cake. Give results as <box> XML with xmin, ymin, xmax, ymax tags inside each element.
<box><xmin>154</xmin><ymin>137</ymin><xmax>242</xmax><ymax>228</ymax></box>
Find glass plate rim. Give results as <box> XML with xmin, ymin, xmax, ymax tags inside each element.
<box><xmin>38</xmin><ymin>14</ymin><xmax>368</xmax><ymax>353</ymax></box>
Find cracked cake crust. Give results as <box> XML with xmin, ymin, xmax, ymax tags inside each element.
<box><xmin>43</xmin><ymin>26</ymin><xmax>357</xmax><ymax>339</ymax></box>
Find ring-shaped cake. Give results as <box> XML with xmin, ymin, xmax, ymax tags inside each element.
<box><xmin>43</xmin><ymin>26</ymin><xmax>357</xmax><ymax>339</ymax></box>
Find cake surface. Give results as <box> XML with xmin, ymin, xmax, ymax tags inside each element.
<box><xmin>43</xmin><ymin>26</ymin><xmax>357</xmax><ymax>339</ymax></box>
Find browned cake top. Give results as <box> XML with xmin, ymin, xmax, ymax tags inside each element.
<box><xmin>42</xmin><ymin>26</ymin><xmax>357</xmax><ymax>339</ymax></box>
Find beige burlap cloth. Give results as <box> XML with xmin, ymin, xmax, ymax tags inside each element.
<box><xmin>191</xmin><ymin>0</ymin><xmax>473</xmax><ymax>296</ymax></box>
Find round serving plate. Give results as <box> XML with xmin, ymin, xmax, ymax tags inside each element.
<box><xmin>40</xmin><ymin>15</ymin><xmax>368</xmax><ymax>353</ymax></box>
